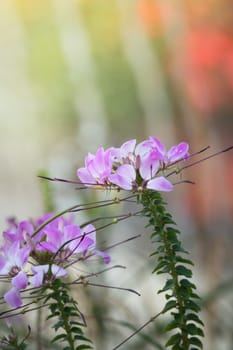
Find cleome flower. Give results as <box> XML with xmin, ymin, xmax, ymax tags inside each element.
<box><xmin>0</xmin><ymin>214</ymin><xmax>110</xmax><ymax>308</ymax></box>
<box><xmin>77</xmin><ymin>136</ymin><xmax>190</xmax><ymax>192</ymax></box>
<box><xmin>77</xmin><ymin>147</ymin><xmax>113</xmax><ymax>186</ymax></box>
<box><xmin>0</xmin><ymin>242</ymin><xmax>30</xmax><ymax>307</ymax></box>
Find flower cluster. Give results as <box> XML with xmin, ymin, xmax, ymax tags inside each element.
<box><xmin>0</xmin><ymin>215</ymin><xmax>109</xmax><ymax>308</ymax></box>
<box><xmin>77</xmin><ymin>137</ymin><xmax>189</xmax><ymax>191</ymax></box>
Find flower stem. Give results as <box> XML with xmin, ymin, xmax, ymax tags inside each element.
<box><xmin>140</xmin><ymin>190</ymin><xmax>204</xmax><ymax>349</ymax></box>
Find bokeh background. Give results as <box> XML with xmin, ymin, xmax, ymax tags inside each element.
<box><xmin>0</xmin><ymin>1</ymin><xmax>233</xmax><ymax>349</ymax></box>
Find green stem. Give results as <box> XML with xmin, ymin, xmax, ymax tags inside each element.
<box><xmin>55</xmin><ymin>292</ymin><xmax>75</xmax><ymax>350</ymax></box>
<box><xmin>162</xmin><ymin>228</ymin><xmax>189</xmax><ymax>348</ymax></box>
<box><xmin>140</xmin><ymin>190</ymin><xmax>203</xmax><ymax>349</ymax></box>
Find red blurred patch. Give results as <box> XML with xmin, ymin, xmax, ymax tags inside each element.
<box><xmin>180</xmin><ymin>29</ymin><xmax>233</xmax><ymax>114</ymax></box>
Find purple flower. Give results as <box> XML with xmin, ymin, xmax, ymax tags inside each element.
<box><xmin>29</xmin><ymin>264</ymin><xmax>68</xmax><ymax>287</ymax></box>
<box><xmin>0</xmin><ymin>243</ymin><xmax>30</xmax><ymax>308</ymax></box>
<box><xmin>77</xmin><ymin>147</ymin><xmax>113</xmax><ymax>186</ymax></box>
<box><xmin>77</xmin><ymin>136</ymin><xmax>190</xmax><ymax>193</ymax></box>
<box><xmin>109</xmin><ymin>164</ymin><xmax>136</xmax><ymax>190</ymax></box>
<box><xmin>78</xmin><ymin>224</ymin><xmax>111</xmax><ymax>263</ymax></box>
<box><xmin>36</xmin><ymin>218</ymin><xmax>110</xmax><ymax>264</ymax></box>
<box><xmin>139</xmin><ymin>151</ymin><xmax>160</xmax><ymax>180</ymax></box>
<box><xmin>166</xmin><ymin>142</ymin><xmax>189</xmax><ymax>165</ymax></box>
<box><xmin>110</xmin><ymin>139</ymin><xmax>137</xmax><ymax>164</ymax></box>
<box><xmin>1</xmin><ymin>212</ymin><xmax>111</xmax><ymax>309</ymax></box>
<box><xmin>36</xmin><ymin>221</ymin><xmax>94</xmax><ymax>257</ymax></box>
<box><xmin>146</xmin><ymin>177</ymin><xmax>174</xmax><ymax>192</ymax></box>
<box><xmin>4</xmin><ymin>288</ymin><xmax>23</xmax><ymax>308</ymax></box>
<box><xmin>135</xmin><ymin>136</ymin><xmax>166</xmax><ymax>161</ymax></box>
<box><xmin>0</xmin><ymin>242</ymin><xmax>30</xmax><ymax>275</ymax></box>
<box><xmin>3</xmin><ymin>220</ymin><xmax>34</xmax><ymax>247</ymax></box>
<box><xmin>12</xmin><ymin>271</ymin><xmax>28</xmax><ymax>289</ymax></box>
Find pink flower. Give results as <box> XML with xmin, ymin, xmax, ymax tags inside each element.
<box><xmin>4</xmin><ymin>288</ymin><xmax>23</xmax><ymax>308</ymax></box>
<box><xmin>135</xmin><ymin>137</ymin><xmax>166</xmax><ymax>179</ymax></box>
<box><xmin>110</xmin><ymin>139</ymin><xmax>137</xmax><ymax>164</ymax></box>
<box><xmin>78</xmin><ymin>224</ymin><xmax>111</xmax><ymax>264</ymax></box>
<box><xmin>77</xmin><ymin>137</ymin><xmax>189</xmax><ymax>193</ymax></box>
<box><xmin>0</xmin><ymin>242</ymin><xmax>30</xmax><ymax>275</ymax></box>
<box><xmin>29</xmin><ymin>264</ymin><xmax>68</xmax><ymax>287</ymax></box>
<box><xmin>146</xmin><ymin>177</ymin><xmax>174</xmax><ymax>191</ymax></box>
<box><xmin>3</xmin><ymin>220</ymin><xmax>34</xmax><ymax>247</ymax></box>
<box><xmin>77</xmin><ymin>147</ymin><xmax>113</xmax><ymax>186</ymax></box>
<box><xmin>135</xmin><ymin>136</ymin><xmax>166</xmax><ymax>161</ymax></box>
<box><xmin>109</xmin><ymin>164</ymin><xmax>136</xmax><ymax>190</ymax></box>
<box><xmin>36</xmin><ymin>219</ymin><xmax>110</xmax><ymax>264</ymax></box>
<box><xmin>0</xmin><ymin>243</ymin><xmax>30</xmax><ymax>307</ymax></box>
<box><xmin>4</xmin><ymin>271</ymin><xmax>28</xmax><ymax>306</ymax></box>
<box><xmin>165</xmin><ymin>142</ymin><xmax>189</xmax><ymax>165</ymax></box>
<box><xmin>36</xmin><ymin>221</ymin><xmax>94</xmax><ymax>257</ymax></box>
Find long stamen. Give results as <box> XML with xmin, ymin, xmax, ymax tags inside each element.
<box><xmin>166</xmin><ymin>145</ymin><xmax>233</xmax><ymax>177</ymax></box>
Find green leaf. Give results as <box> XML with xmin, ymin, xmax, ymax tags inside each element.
<box><xmin>157</xmin><ymin>265</ymin><xmax>171</xmax><ymax>274</ymax></box>
<box><xmin>186</xmin><ymin>323</ymin><xmax>204</xmax><ymax>337</ymax></box>
<box><xmin>152</xmin><ymin>260</ymin><xmax>168</xmax><ymax>273</ymax></box>
<box><xmin>151</xmin><ymin>245</ymin><xmax>165</xmax><ymax>255</ymax></box>
<box><xmin>166</xmin><ymin>227</ymin><xmax>180</xmax><ymax>234</ymax></box>
<box><xmin>76</xmin><ymin>345</ymin><xmax>93</xmax><ymax>350</ymax></box>
<box><xmin>158</xmin><ymin>279</ymin><xmax>174</xmax><ymax>293</ymax></box>
<box><xmin>47</xmin><ymin>312</ymin><xmax>60</xmax><ymax>320</ymax></box>
<box><xmin>190</xmin><ymin>292</ymin><xmax>201</xmax><ymax>299</ymax></box>
<box><xmin>176</xmin><ymin>265</ymin><xmax>192</xmax><ymax>278</ymax></box>
<box><xmin>180</xmin><ymin>279</ymin><xmax>196</xmax><ymax>289</ymax></box>
<box><xmin>176</xmin><ymin>256</ymin><xmax>194</xmax><ymax>265</ymax></box>
<box><xmin>165</xmin><ymin>293</ymin><xmax>173</xmax><ymax>299</ymax></box>
<box><xmin>53</xmin><ymin>320</ymin><xmax>64</xmax><ymax>331</ymax></box>
<box><xmin>178</xmin><ymin>286</ymin><xmax>192</xmax><ymax>299</ymax></box>
<box><xmin>189</xmin><ymin>336</ymin><xmax>203</xmax><ymax>348</ymax></box>
<box><xmin>184</xmin><ymin>300</ymin><xmax>201</xmax><ymax>312</ymax></box>
<box><xmin>74</xmin><ymin>336</ymin><xmax>91</xmax><ymax>343</ymax></box>
<box><xmin>71</xmin><ymin>327</ymin><xmax>83</xmax><ymax>334</ymax></box>
<box><xmin>51</xmin><ymin>334</ymin><xmax>67</xmax><ymax>343</ymax></box>
<box><xmin>186</xmin><ymin>313</ymin><xmax>204</xmax><ymax>326</ymax></box>
<box><xmin>172</xmin><ymin>245</ymin><xmax>189</xmax><ymax>254</ymax></box>
<box><xmin>164</xmin><ymin>320</ymin><xmax>179</xmax><ymax>331</ymax></box>
<box><xmin>151</xmin><ymin>235</ymin><xmax>162</xmax><ymax>243</ymax></box>
<box><xmin>162</xmin><ymin>300</ymin><xmax>177</xmax><ymax>313</ymax></box>
<box><xmin>172</xmin><ymin>344</ymin><xmax>183</xmax><ymax>350</ymax></box>
<box><xmin>165</xmin><ymin>333</ymin><xmax>181</xmax><ymax>346</ymax></box>
<box><xmin>166</xmin><ymin>231</ymin><xmax>179</xmax><ymax>244</ymax></box>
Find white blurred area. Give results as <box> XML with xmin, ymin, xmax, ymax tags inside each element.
<box><xmin>0</xmin><ymin>1</ymin><xmax>42</xmax><ymax>229</ymax></box>
<box><xmin>0</xmin><ymin>0</ymin><xmax>109</xmax><ymax>229</ymax></box>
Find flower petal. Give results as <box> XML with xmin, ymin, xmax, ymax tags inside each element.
<box><xmin>30</xmin><ymin>265</ymin><xmax>49</xmax><ymax>287</ymax></box>
<box><xmin>139</xmin><ymin>155</ymin><xmax>160</xmax><ymax>180</ymax></box>
<box><xmin>147</xmin><ymin>177</ymin><xmax>173</xmax><ymax>192</ymax></box>
<box><xmin>120</xmin><ymin>139</ymin><xmax>136</xmax><ymax>158</ymax></box>
<box><xmin>51</xmin><ymin>264</ymin><xmax>68</xmax><ymax>278</ymax></box>
<box><xmin>81</xmin><ymin>224</ymin><xmax>96</xmax><ymax>247</ymax></box>
<box><xmin>12</xmin><ymin>271</ymin><xmax>28</xmax><ymax>289</ymax></box>
<box><xmin>109</xmin><ymin>164</ymin><xmax>136</xmax><ymax>190</ymax></box>
<box><xmin>4</xmin><ymin>288</ymin><xmax>23</xmax><ymax>308</ymax></box>
<box><xmin>94</xmin><ymin>250</ymin><xmax>111</xmax><ymax>264</ymax></box>
<box><xmin>29</xmin><ymin>271</ymin><xmax>44</xmax><ymax>287</ymax></box>
<box><xmin>167</xmin><ymin>142</ymin><xmax>189</xmax><ymax>164</ymax></box>
<box><xmin>77</xmin><ymin>167</ymin><xmax>95</xmax><ymax>186</ymax></box>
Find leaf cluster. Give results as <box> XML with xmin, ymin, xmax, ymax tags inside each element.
<box><xmin>140</xmin><ymin>191</ymin><xmax>204</xmax><ymax>349</ymax></box>
<box><xmin>45</xmin><ymin>279</ymin><xmax>93</xmax><ymax>350</ymax></box>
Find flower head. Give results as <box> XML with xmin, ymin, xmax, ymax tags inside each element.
<box><xmin>0</xmin><ymin>213</ymin><xmax>110</xmax><ymax>308</ymax></box>
<box><xmin>77</xmin><ymin>136</ymin><xmax>190</xmax><ymax>193</ymax></box>
<box><xmin>77</xmin><ymin>147</ymin><xmax>113</xmax><ymax>186</ymax></box>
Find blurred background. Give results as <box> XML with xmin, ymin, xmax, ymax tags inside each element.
<box><xmin>0</xmin><ymin>0</ymin><xmax>233</xmax><ymax>349</ymax></box>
